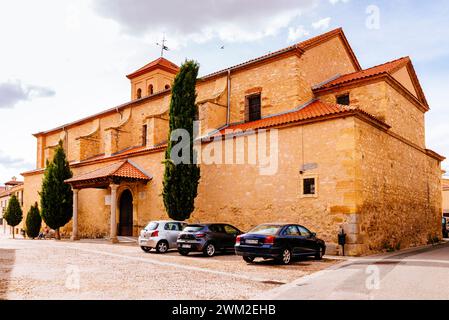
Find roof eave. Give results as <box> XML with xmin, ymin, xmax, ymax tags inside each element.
<box><xmin>313</xmin><ymin>73</ymin><xmax>430</xmax><ymax>113</ymax></box>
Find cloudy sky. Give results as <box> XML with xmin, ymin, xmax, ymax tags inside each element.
<box><xmin>0</xmin><ymin>0</ymin><xmax>448</xmax><ymax>183</ymax></box>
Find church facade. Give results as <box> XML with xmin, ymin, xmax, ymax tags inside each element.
<box><xmin>21</xmin><ymin>28</ymin><xmax>444</xmax><ymax>255</ymax></box>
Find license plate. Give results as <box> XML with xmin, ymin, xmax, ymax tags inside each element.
<box><xmin>181</xmin><ymin>244</ymin><xmax>192</xmax><ymax>248</ymax></box>
<box><xmin>246</xmin><ymin>239</ymin><xmax>259</xmax><ymax>245</ymax></box>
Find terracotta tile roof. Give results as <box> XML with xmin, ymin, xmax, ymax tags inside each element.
<box><xmin>4</xmin><ymin>180</ymin><xmax>23</xmax><ymax>186</ymax></box>
<box><xmin>126</xmin><ymin>57</ymin><xmax>180</xmax><ymax>79</ymax></box>
<box><xmin>314</xmin><ymin>57</ymin><xmax>410</xmax><ymax>90</ymax></box>
<box><xmin>211</xmin><ymin>100</ymin><xmax>387</xmax><ymax>137</ymax></box>
<box><xmin>0</xmin><ymin>187</ymin><xmax>9</xmax><ymax>198</ymax></box>
<box><xmin>65</xmin><ymin>160</ymin><xmax>151</xmax><ymax>185</ymax></box>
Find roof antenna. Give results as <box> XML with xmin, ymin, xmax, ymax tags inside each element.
<box><xmin>156</xmin><ymin>34</ymin><xmax>169</xmax><ymax>57</ymax></box>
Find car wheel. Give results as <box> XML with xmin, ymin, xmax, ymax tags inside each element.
<box><xmin>315</xmin><ymin>246</ymin><xmax>325</xmax><ymax>260</ymax></box>
<box><xmin>140</xmin><ymin>246</ymin><xmax>151</xmax><ymax>253</ymax></box>
<box><xmin>278</xmin><ymin>248</ymin><xmax>292</xmax><ymax>265</ymax></box>
<box><xmin>203</xmin><ymin>243</ymin><xmax>216</xmax><ymax>257</ymax></box>
<box><xmin>156</xmin><ymin>240</ymin><xmax>169</xmax><ymax>254</ymax></box>
<box><xmin>243</xmin><ymin>256</ymin><xmax>255</xmax><ymax>263</ymax></box>
<box><xmin>178</xmin><ymin>249</ymin><xmax>189</xmax><ymax>256</ymax></box>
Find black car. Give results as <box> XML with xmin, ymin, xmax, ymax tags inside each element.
<box><xmin>177</xmin><ymin>223</ymin><xmax>243</xmax><ymax>257</ymax></box>
<box><xmin>235</xmin><ymin>223</ymin><xmax>326</xmax><ymax>265</ymax></box>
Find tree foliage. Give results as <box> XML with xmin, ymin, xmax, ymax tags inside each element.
<box><xmin>4</xmin><ymin>195</ymin><xmax>23</xmax><ymax>238</ymax></box>
<box><xmin>26</xmin><ymin>202</ymin><xmax>42</xmax><ymax>239</ymax></box>
<box><xmin>40</xmin><ymin>140</ymin><xmax>73</xmax><ymax>238</ymax></box>
<box><xmin>162</xmin><ymin>60</ymin><xmax>201</xmax><ymax>221</ymax></box>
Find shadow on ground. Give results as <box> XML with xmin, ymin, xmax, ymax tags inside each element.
<box><xmin>0</xmin><ymin>248</ymin><xmax>15</xmax><ymax>299</ymax></box>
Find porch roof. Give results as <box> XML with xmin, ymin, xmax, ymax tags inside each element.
<box><xmin>65</xmin><ymin>160</ymin><xmax>152</xmax><ymax>189</ymax></box>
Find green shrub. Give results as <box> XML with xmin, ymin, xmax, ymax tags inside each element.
<box><xmin>26</xmin><ymin>202</ymin><xmax>42</xmax><ymax>239</ymax></box>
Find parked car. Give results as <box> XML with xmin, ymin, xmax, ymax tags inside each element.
<box><xmin>139</xmin><ymin>220</ymin><xmax>187</xmax><ymax>253</ymax></box>
<box><xmin>177</xmin><ymin>223</ymin><xmax>243</xmax><ymax>257</ymax></box>
<box><xmin>443</xmin><ymin>217</ymin><xmax>448</xmax><ymax>238</ymax></box>
<box><xmin>235</xmin><ymin>223</ymin><xmax>326</xmax><ymax>265</ymax></box>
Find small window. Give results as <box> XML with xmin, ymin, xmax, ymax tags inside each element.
<box><xmin>148</xmin><ymin>84</ymin><xmax>154</xmax><ymax>95</ymax></box>
<box><xmin>165</xmin><ymin>84</ymin><xmax>171</xmax><ymax>90</ymax></box>
<box><xmin>303</xmin><ymin>177</ymin><xmax>316</xmax><ymax>195</ymax></box>
<box><xmin>336</xmin><ymin>94</ymin><xmax>350</xmax><ymax>105</ymax></box>
<box><xmin>142</xmin><ymin>124</ymin><xmax>147</xmax><ymax>146</ymax></box>
<box><xmin>246</xmin><ymin>94</ymin><xmax>261</xmax><ymax>122</ymax></box>
<box><xmin>136</xmin><ymin>88</ymin><xmax>142</xmax><ymax>99</ymax></box>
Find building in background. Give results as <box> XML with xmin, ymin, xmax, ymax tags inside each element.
<box><xmin>443</xmin><ymin>178</ymin><xmax>449</xmax><ymax>218</ymax></box>
<box><xmin>0</xmin><ymin>177</ymin><xmax>24</xmax><ymax>235</ymax></box>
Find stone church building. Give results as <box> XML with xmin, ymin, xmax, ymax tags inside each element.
<box><xmin>21</xmin><ymin>28</ymin><xmax>444</xmax><ymax>255</ymax></box>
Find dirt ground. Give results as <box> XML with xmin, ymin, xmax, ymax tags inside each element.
<box><xmin>0</xmin><ymin>236</ymin><xmax>338</xmax><ymax>300</ymax></box>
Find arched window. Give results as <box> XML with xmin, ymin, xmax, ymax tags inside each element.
<box><xmin>136</xmin><ymin>88</ymin><xmax>142</xmax><ymax>99</ymax></box>
<box><xmin>165</xmin><ymin>84</ymin><xmax>171</xmax><ymax>90</ymax></box>
<box><xmin>148</xmin><ymin>84</ymin><xmax>154</xmax><ymax>95</ymax></box>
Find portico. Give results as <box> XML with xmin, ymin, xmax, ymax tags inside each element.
<box><xmin>65</xmin><ymin>160</ymin><xmax>151</xmax><ymax>243</ymax></box>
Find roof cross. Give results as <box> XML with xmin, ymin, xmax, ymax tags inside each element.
<box><xmin>156</xmin><ymin>34</ymin><xmax>169</xmax><ymax>57</ymax></box>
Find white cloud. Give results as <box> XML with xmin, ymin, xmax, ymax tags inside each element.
<box><xmin>92</xmin><ymin>0</ymin><xmax>318</xmax><ymax>45</ymax></box>
<box><xmin>0</xmin><ymin>151</ymin><xmax>33</xmax><ymax>170</ymax></box>
<box><xmin>329</xmin><ymin>0</ymin><xmax>350</xmax><ymax>4</ymax></box>
<box><xmin>287</xmin><ymin>26</ymin><xmax>310</xmax><ymax>42</ymax></box>
<box><xmin>312</xmin><ymin>17</ymin><xmax>331</xmax><ymax>30</ymax></box>
<box><xmin>0</xmin><ymin>80</ymin><xmax>55</xmax><ymax>109</ymax></box>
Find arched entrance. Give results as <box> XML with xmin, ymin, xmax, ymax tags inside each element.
<box><xmin>118</xmin><ymin>189</ymin><xmax>133</xmax><ymax>236</ymax></box>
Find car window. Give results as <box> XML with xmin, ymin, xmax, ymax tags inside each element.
<box><xmin>144</xmin><ymin>222</ymin><xmax>159</xmax><ymax>231</ymax></box>
<box><xmin>283</xmin><ymin>225</ymin><xmax>301</xmax><ymax>236</ymax></box>
<box><xmin>224</xmin><ymin>225</ymin><xmax>239</xmax><ymax>235</ymax></box>
<box><xmin>209</xmin><ymin>225</ymin><xmax>224</xmax><ymax>233</ymax></box>
<box><xmin>164</xmin><ymin>222</ymin><xmax>180</xmax><ymax>231</ymax></box>
<box><xmin>178</xmin><ymin>223</ymin><xmax>187</xmax><ymax>230</ymax></box>
<box><xmin>249</xmin><ymin>225</ymin><xmax>281</xmax><ymax>235</ymax></box>
<box><xmin>184</xmin><ymin>225</ymin><xmax>204</xmax><ymax>232</ymax></box>
<box><xmin>297</xmin><ymin>225</ymin><xmax>312</xmax><ymax>237</ymax></box>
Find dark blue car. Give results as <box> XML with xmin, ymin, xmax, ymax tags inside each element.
<box><xmin>235</xmin><ymin>223</ymin><xmax>326</xmax><ymax>265</ymax></box>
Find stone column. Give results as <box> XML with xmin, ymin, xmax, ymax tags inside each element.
<box><xmin>71</xmin><ymin>189</ymin><xmax>80</xmax><ymax>241</ymax></box>
<box><xmin>110</xmin><ymin>184</ymin><xmax>119</xmax><ymax>243</ymax></box>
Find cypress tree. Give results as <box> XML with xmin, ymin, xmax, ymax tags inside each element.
<box><xmin>4</xmin><ymin>195</ymin><xmax>23</xmax><ymax>239</ymax></box>
<box><xmin>26</xmin><ymin>202</ymin><xmax>42</xmax><ymax>239</ymax></box>
<box><xmin>40</xmin><ymin>140</ymin><xmax>73</xmax><ymax>239</ymax></box>
<box><xmin>162</xmin><ymin>60</ymin><xmax>201</xmax><ymax>221</ymax></box>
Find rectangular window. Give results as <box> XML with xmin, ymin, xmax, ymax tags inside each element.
<box><xmin>142</xmin><ymin>125</ymin><xmax>147</xmax><ymax>146</ymax></box>
<box><xmin>336</xmin><ymin>94</ymin><xmax>350</xmax><ymax>105</ymax></box>
<box><xmin>302</xmin><ymin>177</ymin><xmax>316</xmax><ymax>196</ymax></box>
<box><xmin>246</xmin><ymin>94</ymin><xmax>261</xmax><ymax>122</ymax></box>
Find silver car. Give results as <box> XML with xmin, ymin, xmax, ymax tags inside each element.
<box><xmin>139</xmin><ymin>220</ymin><xmax>187</xmax><ymax>253</ymax></box>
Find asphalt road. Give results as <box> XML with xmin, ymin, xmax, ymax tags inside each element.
<box><xmin>256</xmin><ymin>241</ymin><xmax>449</xmax><ymax>300</ymax></box>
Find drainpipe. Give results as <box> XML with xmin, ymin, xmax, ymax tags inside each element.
<box><xmin>226</xmin><ymin>70</ymin><xmax>231</xmax><ymax>125</ymax></box>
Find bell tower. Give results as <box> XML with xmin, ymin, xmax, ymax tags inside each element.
<box><xmin>126</xmin><ymin>57</ymin><xmax>179</xmax><ymax>101</ymax></box>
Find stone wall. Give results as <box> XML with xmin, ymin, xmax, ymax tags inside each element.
<box><xmin>318</xmin><ymin>80</ymin><xmax>426</xmax><ymax>148</ymax></box>
<box><xmin>228</xmin><ymin>54</ymin><xmax>312</xmax><ymax>123</ymax></box>
<box><xmin>354</xmin><ymin>118</ymin><xmax>442</xmax><ymax>254</ymax></box>
<box><xmin>23</xmin><ymin>117</ymin><xmax>360</xmax><ymax>248</ymax></box>
<box><xmin>299</xmin><ymin>36</ymin><xmax>358</xmax><ymax>87</ymax></box>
